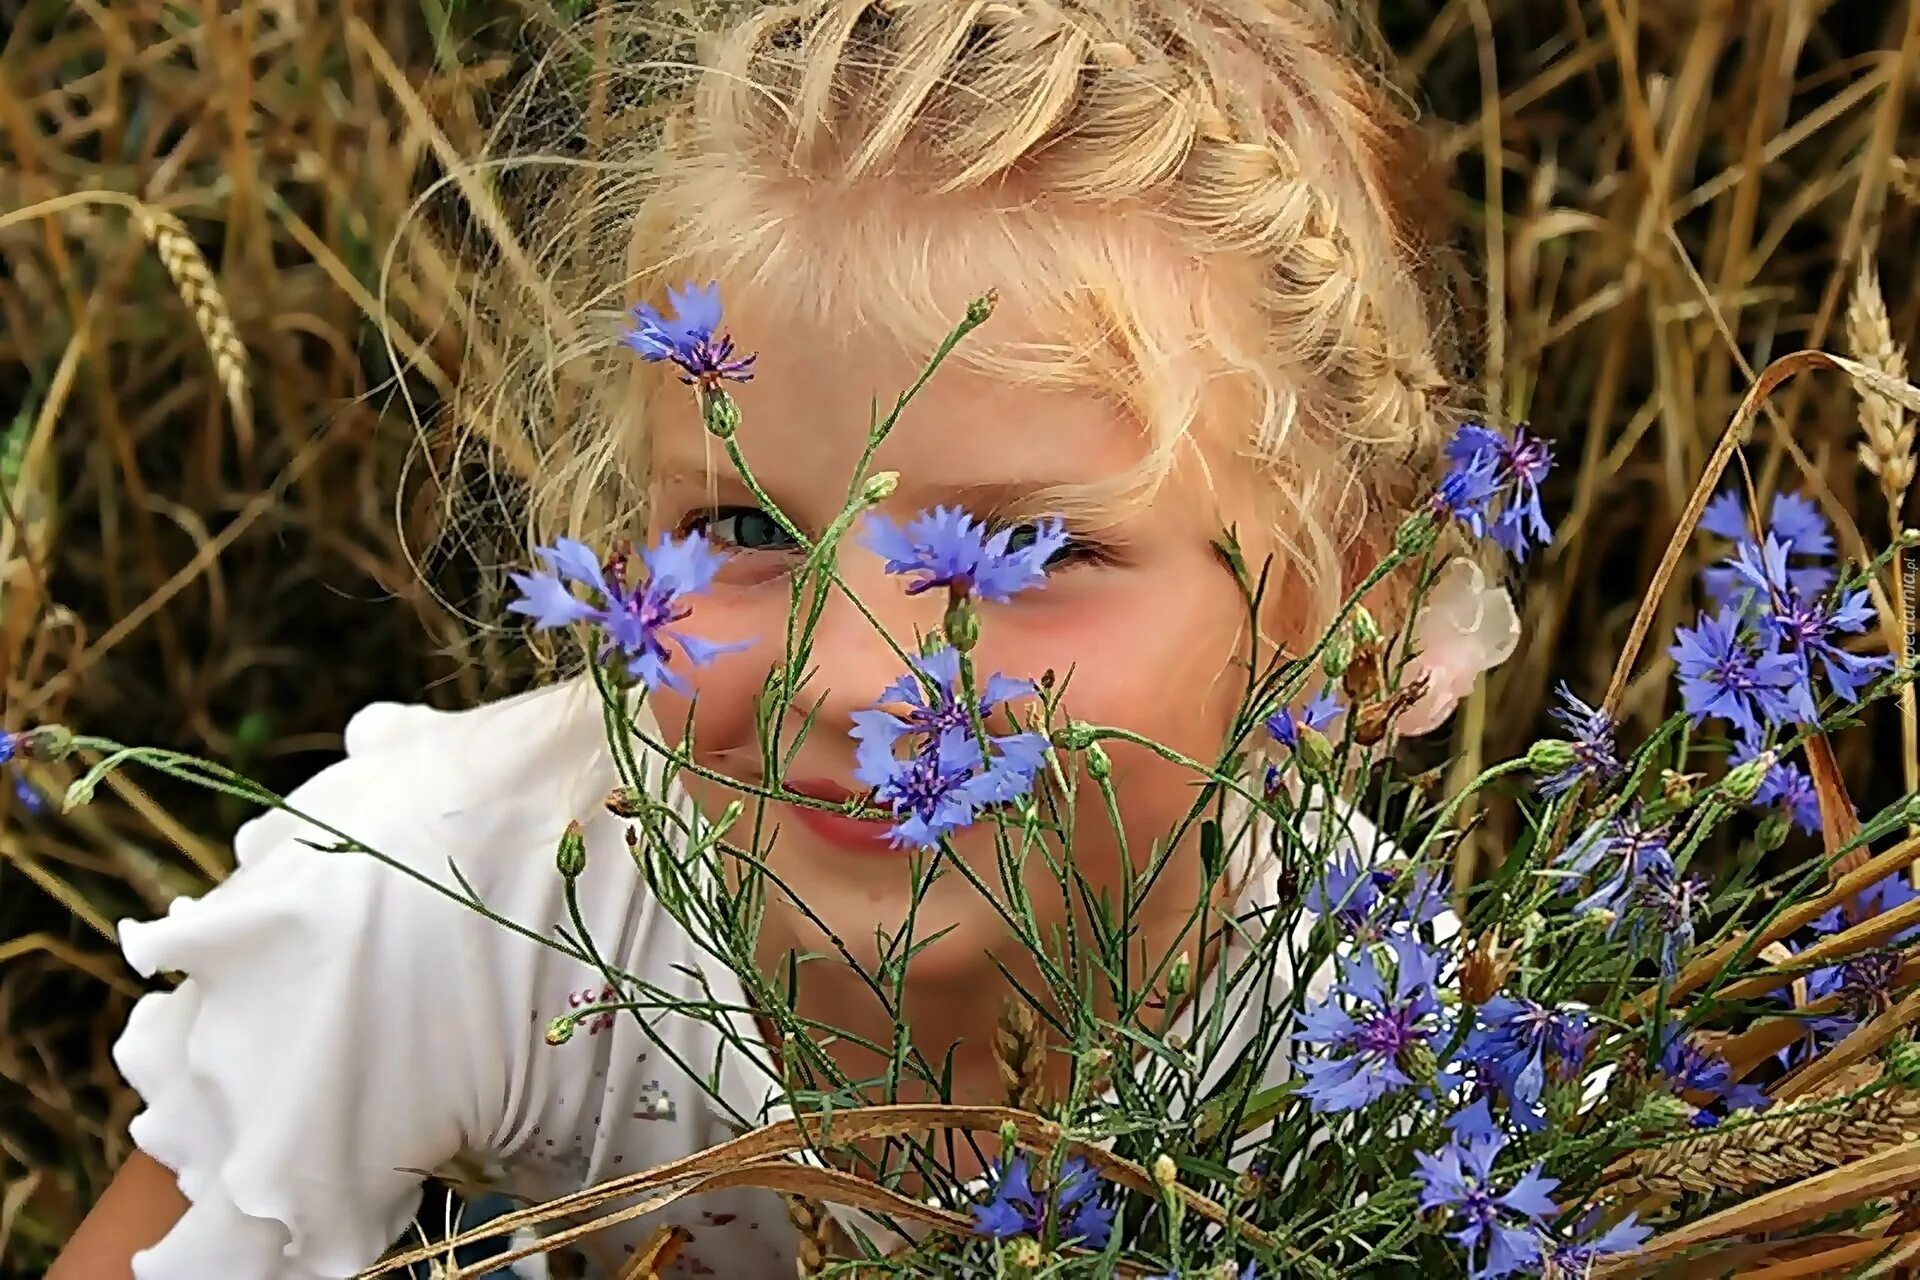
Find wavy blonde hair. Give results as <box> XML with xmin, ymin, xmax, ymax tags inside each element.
<box><xmin>443</xmin><ymin>0</ymin><xmax>1463</xmax><ymax>637</ymax></box>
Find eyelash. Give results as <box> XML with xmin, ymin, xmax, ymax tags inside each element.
<box><xmin>677</xmin><ymin>504</ymin><xmax>1115</xmax><ymax>570</ymax></box>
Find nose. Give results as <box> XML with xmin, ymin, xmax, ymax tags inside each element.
<box><xmin>791</xmin><ymin>543</ymin><xmax>942</xmax><ymax>739</ymax></box>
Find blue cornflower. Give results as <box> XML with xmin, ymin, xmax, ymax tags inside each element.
<box><xmin>1632</xmin><ymin>862</ymin><xmax>1709</xmax><ymax>978</ymax></box>
<box><xmin>1731</xmin><ymin>735</ymin><xmax>1826</xmax><ymax>835</ymax></box>
<box><xmin>0</xmin><ymin>732</ymin><xmax>16</xmax><ymax>767</ymax></box>
<box><xmin>1541</xmin><ymin>1212</ymin><xmax>1652</xmax><ymax>1278</ymax></box>
<box><xmin>1431</xmin><ymin>453</ymin><xmax>1501</xmax><ymax>524</ymax></box>
<box><xmin>509</xmin><ymin>534</ymin><xmax>742</xmax><ymax>694</ymax></box>
<box><xmin>1700</xmin><ymin>489</ymin><xmax>1835</xmax><ymax>606</ymax></box>
<box><xmin>1413</xmin><ymin>1126</ymin><xmax>1560</xmax><ymax>1279</ymax></box>
<box><xmin>1812</xmin><ymin>871</ymin><xmax>1920</xmax><ymax>939</ymax></box>
<box><xmin>1267</xmin><ymin>692</ymin><xmax>1344</xmax><ymax>751</ymax></box>
<box><xmin>1439</xmin><ymin>423</ymin><xmax>1556</xmax><ymax>561</ymax></box>
<box><xmin>972</xmin><ymin>1154</ymin><xmax>1113</xmax><ymax>1249</ymax></box>
<box><xmin>1538</xmin><ymin>683</ymin><xmax>1622</xmax><ymax>798</ymax></box>
<box><xmin>1307</xmin><ymin>852</ymin><xmax>1447</xmax><ymax>941</ymax></box>
<box><xmin>1295</xmin><ymin>935</ymin><xmax>1457</xmax><ymax>1113</ymax></box>
<box><xmin>1563</xmin><ymin>815</ymin><xmax>1673</xmax><ymax>914</ymax></box>
<box><xmin>1670</xmin><ymin>607</ymin><xmax>1817</xmax><ymax>737</ymax></box>
<box><xmin>1462</xmin><ymin>997</ymin><xmax>1592</xmax><ymax>1132</ymax></box>
<box><xmin>622</xmin><ymin>281</ymin><xmax>757</xmax><ymax>386</ymax></box>
<box><xmin>851</xmin><ymin>649</ymin><xmax>1047</xmax><ymax>849</ymax></box>
<box><xmin>1728</xmin><ymin>540</ymin><xmax>1892</xmax><ymax>705</ymax></box>
<box><xmin>1656</xmin><ymin>1030</ymin><xmax>1769</xmax><ymax>1124</ymax></box>
<box><xmin>860</xmin><ymin>507</ymin><xmax>1067</xmax><ymax>602</ymax></box>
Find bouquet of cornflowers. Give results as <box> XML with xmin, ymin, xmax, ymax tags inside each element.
<box><xmin>39</xmin><ymin>285</ymin><xmax>1920</xmax><ymax>1279</ymax></box>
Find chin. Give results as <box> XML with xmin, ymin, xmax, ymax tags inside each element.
<box><xmin>760</xmin><ymin>852</ymin><xmax>1044</xmax><ymax>985</ymax></box>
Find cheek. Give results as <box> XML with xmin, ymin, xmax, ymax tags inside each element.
<box><xmin>652</xmin><ymin>591</ymin><xmax>774</xmax><ymax>769</ymax></box>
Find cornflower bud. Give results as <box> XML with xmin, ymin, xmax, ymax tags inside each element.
<box><xmin>1152</xmin><ymin>1153</ymin><xmax>1178</xmax><ymax>1189</ymax></box>
<box><xmin>605</xmin><ymin>786</ymin><xmax>645</xmax><ymax>818</ymax></box>
<box><xmin>15</xmin><ymin>725</ymin><xmax>74</xmax><ymax>762</ymax></box>
<box><xmin>998</xmin><ymin>1120</ymin><xmax>1020</xmax><ymax>1149</ymax></box>
<box><xmin>1166</xmin><ymin>951</ymin><xmax>1192</xmax><ymax>998</ymax></box>
<box><xmin>1660</xmin><ymin>769</ymin><xmax>1700</xmax><ymax>811</ymax></box>
<box><xmin>702</xmin><ymin>389</ymin><xmax>740</xmax><ymax>439</ymax></box>
<box><xmin>1526</xmin><ymin>739</ymin><xmax>1578</xmax><ymax>778</ymax></box>
<box><xmin>1054</xmin><ymin>721</ymin><xmax>1098</xmax><ymax>751</ymax></box>
<box><xmin>1755</xmin><ymin>813</ymin><xmax>1791</xmax><ymax>853</ymax></box>
<box><xmin>1724</xmin><ymin>751</ymin><xmax>1776</xmax><ymax>805</ymax></box>
<box><xmin>1394</xmin><ymin>509</ymin><xmax>1440</xmax><ymax>557</ymax></box>
<box><xmin>966</xmin><ymin>290</ymin><xmax>999</xmax><ymax>325</ymax></box>
<box><xmin>545</xmin><ymin>1015</ymin><xmax>576</xmax><ymax>1046</ymax></box>
<box><xmin>860</xmin><ymin>470</ymin><xmax>899</xmax><ymax>504</ymax></box>
<box><xmin>1001</xmin><ymin>1238</ymin><xmax>1044</xmax><ymax>1276</ymax></box>
<box><xmin>945</xmin><ymin>594</ymin><xmax>980</xmax><ymax>652</ymax></box>
<box><xmin>1085</xmin><ymin>742</ymin><xmax>1112</xmax><ymax>781</ymax></box>
<box><xmin>1397</xmin><ymin>1040</ymin><xmax>1440</xmax><ymax>1088</ymax></box>
<box><xmin>1295</xmin><ymin>726</ymin><xmax>1335</xmax><ymax>773</ymax></box>
<box><xmin>1321</xmin><ymin>631</ymin><xmax>1353</xmax><ymax>680</ymax></box>
<box><xmin>556</xmin><ymin>820</ymin><xmax>587</xmax><ymax>879</ymax></box>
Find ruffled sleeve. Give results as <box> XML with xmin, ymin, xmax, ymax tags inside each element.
<box><xmin>113</xmin><ymin>685</ymin><xmax>622</xmax><ymax>1280</ymax></box>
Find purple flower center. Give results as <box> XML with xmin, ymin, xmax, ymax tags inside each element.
<box><xmin>1840</xmin><ymin>952</ymin><xmax>1899</xmax><ymax>1015</ymax></box>
<box><xmin>1354</xmin><ymin>1005</ymin><xmax>1424</xmax><ymax>1060</ymax></box>
<box><xmin>1505</xmin><ymin>435</ymin><xmax>1553</xmax><ymax>485</ymax></box>
<box><xmin>891</xmin><ymin>750</ymin><xmax>976</xmax><ymax>818</ymax></box>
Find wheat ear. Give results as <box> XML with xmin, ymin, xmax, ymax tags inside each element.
<box><xmin>1847</xmin><ymin>261</ymin><xmax>1916</xmax><ymax>512</ymax></box>
<box><xmin>994</xmin><ymin>996</ymin><xmax>1048</xmax><ymax>1113</ymax></box>
<box><xmin>785</xmin><ymin>1194</ymin><xmax>834</xmax><ymax>1278</ymax></box>
<box><xmin>131</xmin><ymin>206</ymin><xmax>251</xmax><ymax>432</ymax></box>
<box><xmin>1624</xmin><ymin>1079</ymin><xmax>1920</xmax><ymax>1198</ymax></box>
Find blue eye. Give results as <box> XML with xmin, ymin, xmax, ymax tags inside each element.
<box><xmin>687</xmin><ymin>506</ymin><xmax>797</xmax><ymax>552</ymax></box>
<box><xmin>1002</xmin><ymin>520</ymin><xmax>1092</xmax><ymax>568</ymax></box>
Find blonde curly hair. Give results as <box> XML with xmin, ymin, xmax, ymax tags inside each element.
<box><xmin>446</xmin><ymin>0</ymin><xmax>1463</xmax><ymax>636</ymax></box>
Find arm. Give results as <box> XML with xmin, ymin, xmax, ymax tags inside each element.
<box><xmin>49</xmin><ymin>1152</ymin><xmax>188</xmax><ymax>1280</ymax></box>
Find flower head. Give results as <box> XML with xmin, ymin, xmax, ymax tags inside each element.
<box><xmin>1537</xmin><ymin>683</ymin><xmax>1622</xmax><ymax>798</ymax></box>
<box><xmin>1438</xmin><ymin>423</ymin><xmax>1556</xmax><ymax>561</ymax></box>
<box><xmin>509</xmin><ymin>534</ymin><xmax>742</xmax><ymax>694</ymax></box>
<box><xmin>1726</xmin><ymin>540</ymin><xmax>1892</xmax><ymax>706</ymax></box>
<box><xmin>1463</xmin><ymin>997</ymin><xmax>1592</xmax><ymax>1132</ymax></box>
<box><xmin>0</xmin><ymin>731</ymin><xmax>17</xmax><ymax>767</ymax></box>
<box><xmin>972</xmin><ymin>1154</ymin><xmax>1113</xmax><ymax>1250</ymax></box>
<box><xmin>1414</xmin><ymin>1126</ymin><xmax>1560</xmax><ymax>1279</ymax></box>
<box><xmin>1307</xmin><ymin>852</ymin><xmax>1447</xmax><ymax>941</ymax></box>
<box><xmin>1731</xmin><ymin>735</ymin><xmax>1826</xmax><ymax>835</ymax></box>
<box><xmin>1267</xmin><ymin>692</ymin><xmax>1344</xmax><ymax>750</ymax></box>
<box><xmin>1295</xmin><ymin>935</ymin><xmax>1457</xmax><ymax>1112</ymax></box>
<box><xmin>1670</xmin><ymin>607</ymin><xmax>1817</xmax><ymax>737</ymax></box>
<box><xmin>860</xmin><ymin>507</ymin><xmax>1066</xmax><ymax>602</ymax></box>
<box><xmin>851</xmin><ymin>649</ymin><xmax>1047</xmax><ymax>849</ymax></box>
<box><xmin>1700</xmin><ymin>489</ymin><xmax>1837</xmax><ymax>608</ymax></box>
<box><xmin>622</xmin><ymin>281</ymin><xmax>757</xmax><ymax>386</ymax></box>
<box><xmin>1656</xmin><ymin>1030</ymin><xmax>1768</xmax><ymax>1123</ymax></box>
<box><xmin>1541</xmin><ymin>1212</ymin><xmax>1652</xmax><ymax>1278</ymax></box>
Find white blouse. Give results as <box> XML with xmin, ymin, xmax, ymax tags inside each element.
<box><xmin>113</xmin><ymin>679</ymin><xmax>1358</xmax><ymax>1279</ymax></box>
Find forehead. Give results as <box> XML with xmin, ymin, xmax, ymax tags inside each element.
<box><xmin>649</xmin><ymin>283</ymin><xmax>1159</xmax><ymax>501</ymax></box>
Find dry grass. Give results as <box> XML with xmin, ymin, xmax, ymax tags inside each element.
<box><xmin>0</xmin><ymin>0</ymin><xmax>1917</xmax><ymax>1272</ymax></box>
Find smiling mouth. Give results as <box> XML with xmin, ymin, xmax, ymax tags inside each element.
<box><xmin>776</xmin><ymin>780</ymin><xmax>899</xmax><ymax>852</ymax></box>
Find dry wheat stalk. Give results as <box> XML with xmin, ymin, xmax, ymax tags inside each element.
<box><xmin>785</xmin><ymin>1194</ymin><xmax>835</xmax><ymax>1278</ymax></box>
<box><xmin>1846</xmin><ymin>262</ymin><xmax>1916</xmax><ymax>510</ymax></box>
<box><xmin>131</xmin><ymin>205</ymin><xmax>251</xmax><ymax>433</ymax></box>
<box><xmin>994</xmin><ymin>997</ymin><xmax>1048</xmax><ymax>1114</ymax></box>
<box><xmin>1625</xmin><ymin>1077</ymin><xmax>1920</xmax><ymax>1198</ymax></box>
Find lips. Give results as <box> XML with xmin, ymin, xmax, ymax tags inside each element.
<box><xmin>778</xmin><ymin>779</ymin><xmax>898</xmax><ymax>853</ymax></box>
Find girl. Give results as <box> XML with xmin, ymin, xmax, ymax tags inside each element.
<box><xmin>54</xmin><ymin>2</ymin><xmax>1515</xmax><ymax>1276</ymax></box>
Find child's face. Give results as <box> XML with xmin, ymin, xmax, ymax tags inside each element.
<box><xmin>646</xmin><ymin>289</ymin><xmax>1266</xmax><ymax>986</ymax></box>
